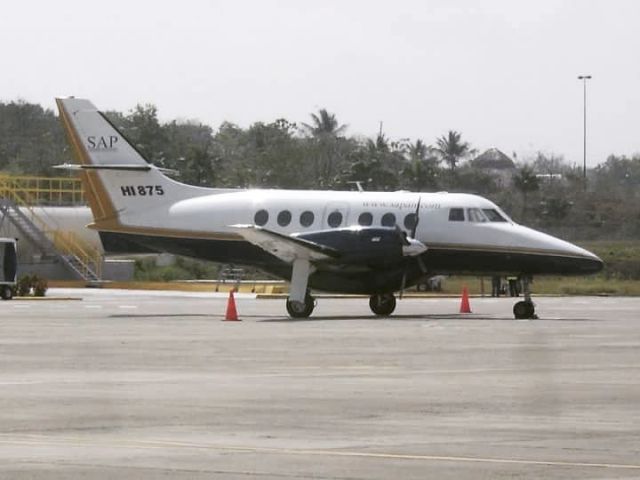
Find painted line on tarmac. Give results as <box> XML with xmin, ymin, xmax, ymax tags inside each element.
<box><xmin>1</xmin><ymin>435</ymin><xmax>639</xmax><ymax>471</ymax></box>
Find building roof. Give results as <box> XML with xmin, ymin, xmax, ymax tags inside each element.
<box><xmin>472</xmin><ymin>148</ymin><xmax>516</xmax><ymax>170</ymax></box>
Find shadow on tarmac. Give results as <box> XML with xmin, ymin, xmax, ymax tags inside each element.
<box><xmin>257</xmin><ymin>314</ymin><xmax>595</xmax><ymax>322</ymax></box>
<box><xmin>106</xmin><ymin>313</ymin><xmax>594</xmax><ymax>322</ymax></box>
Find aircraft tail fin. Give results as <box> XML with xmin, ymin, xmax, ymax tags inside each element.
<box><xmin>55</xmin><ymin>97</ymin><xmax>226</xmax><ymax>231</ymax></box>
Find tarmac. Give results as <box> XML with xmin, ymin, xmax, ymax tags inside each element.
<box><xmin>1</xmin><ymin>289</ymin><xmax>639</xmax><ymax>479</ymax></box>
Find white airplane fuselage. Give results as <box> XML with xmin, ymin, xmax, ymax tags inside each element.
<box><xmin>97</xmin><ymin>186</ymin><xmax>602</xmax><ymax>293</ymax></box>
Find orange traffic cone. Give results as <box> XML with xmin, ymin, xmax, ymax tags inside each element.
<box><xmin>224</xmin><ymin>289</ymin><xmax>240</xmax><ymax>321</ymax></box>
<box><xmin>459</xmin><ymin>286</ymin><xmax>472</xmax><ymax>313</ymax></box>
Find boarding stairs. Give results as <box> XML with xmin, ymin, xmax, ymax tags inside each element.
<box><xmin>0</xmin><ymin>175</ymin><xmax>101</xmax><ymax>282</ymax></box>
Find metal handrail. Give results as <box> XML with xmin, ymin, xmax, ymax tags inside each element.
<box><xmin>0</xmin><ymin>175</ymin><xmax>101</xmax><ymax>279</ymax></box>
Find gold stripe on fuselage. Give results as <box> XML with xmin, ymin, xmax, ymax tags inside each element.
<box><xmin>426</xmin><ymin>242</ymin><xmax>591</xmax><ymax>259</ymax></box>
<box><xmin>88</xmin><ymin>223</ymin><xmax>244</xmax><ymax>242</ymax></box>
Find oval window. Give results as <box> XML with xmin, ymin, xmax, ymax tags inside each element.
<box><xmin>381</xmin><ymin>212</ymin><xmax>396</xmax><ymax>227</ymax></box>
<box><xmin>254</xmin><ymin>209</ymin><xmax>269</xmax><ymax>226</ymax></box>
<box><xmin>327</xmin><ymin>211</ymin><xmax>343</xmax><ymax>228</ymax></box>
<box><xmin>404</xmin><ymin>213</ymin><xmax>417</xmax><ymax>231</ymax></box>
<box><xmin>277</xmin><ymin>210</ymin><xmax>292</xmax><ymax>227</ymax></box>
<box><xmin>300</xmin><ymin>210</ymin><xmax>314</xmax><ymax>227</ymax></box>
<box><xmin>358</xmin><ymin>212</ymin><xmax>373</xmax><ymax>226</ymax></box>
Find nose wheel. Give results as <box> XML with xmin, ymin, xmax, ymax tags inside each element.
<box><xmin>513</xmin><ymin>300</ymin><xmax>535</xmax><ymax>319</ymax></box>
<box><xmin>513</xmin><ymin>275</ymin><xmax>537</xmax><ymax>319</ymax></box>
<box><xmin>369</xmin><ymin>293</ymin><xmax>396</xmax><ymax>316</ymax></box>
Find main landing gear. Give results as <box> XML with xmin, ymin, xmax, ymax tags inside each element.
<box><xmin>286</xmin><ymin>258</ymin><xmax>316</xmax><ymax>318</ymax></box>
<box><xmin>369</xmin><ymin>293</ymin><xmax>396</xmax><ymax>316</ymax></box>
<box><xmin>513</xmin><ymin>275</ymin><xmax>537</xmax><ymax>319</ymax></box>
<box><xmin>286</xmin><ymin>293</ymin><xmax>316</xmax><ymax>318</ymax></box>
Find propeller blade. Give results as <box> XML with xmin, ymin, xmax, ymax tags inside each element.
<box><xmin>395</xmin><ymin>224</ymin><xmax>410</xmax><ymax>246</ymax></box>
<box><xmin>410</xmin><ymin>196</ymin><xmax>421</xmax><ymax>238</ymax></box>
<box><xmin>399</xmin><ymin>270</ymin><xmax>407</xmax><ymax>299</ymax></box>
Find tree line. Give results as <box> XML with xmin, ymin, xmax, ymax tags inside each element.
<box><xmin>1</xmin><ymin>99</ymin><xmax>639</xmax><ymax>240</ymax></box>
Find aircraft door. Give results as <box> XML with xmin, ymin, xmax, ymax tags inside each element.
<box><xmin>323</xmin><ymin>202</ymin><xmax>350</xmax><ymax>229</ymax></box>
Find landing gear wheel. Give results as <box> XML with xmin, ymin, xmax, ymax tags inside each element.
<box><xmin>369</xmin><ymin>293</ymin><xmax>396</xmax><ymax>316</ymax></box>
<box><xmin>286</xmin><ymin>294</ymin><xmax>315</xmax><ymax>318</ymax></box>
<box><xmin>1</xmin><ymin>285</ymin><xmax>13</xmax><ymax>300</ymax></box>
<box><xmin>513</xmin><ymin>300</ymin><xmax>535</xmax><ymax>319</ymax></box>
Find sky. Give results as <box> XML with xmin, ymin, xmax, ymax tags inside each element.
<box><xmin>1</xmin><ymin>0</ymin><xmax>639</xmax><ymax>167</ymax></box>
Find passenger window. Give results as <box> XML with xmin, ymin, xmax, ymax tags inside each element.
<box><xmin>448</xmin><ymin>208</ymin><xmax>464</xmax><ymax>221</ymax></box>
<box><xmin>381</xmin><ymin>212</ymin><xmax>396</xmax><ymax>227</ymax></box>
<box><xmin>300</xmin><ymin>211</ymin><xmax>314</xmax><ymax>227</ymax></box>
<box><xmin>277</xmin><ymin>210</ymin><xmax>292</xmax><ymax>227</ymax></box>
<box><xmin>482</xmin><ymin>209</ymin><xmax>508</xmax><ymax>222</ymax></box>
<box><xmin>358</xmin><ymin>212</ymin><xmax>373</xmax><ymax>226</ymax></box>
<box><xmin>404</xmin><ymin>213</ymin><xmax>417</xmax><ymax>230</ymax></box>
<box><xmin>327</xmin><ymin>211</ymin><xmax>343</xmax><ymax>228</ymax></box>
<box><xmin>467</xmin><ymin>208</ymin><xmax>488</xmax><ymax>223</ymax></box>
<box><xmin>254</xmin><ymin>209</ymin><xmax>269</xmax><ymax>226</ymax></box>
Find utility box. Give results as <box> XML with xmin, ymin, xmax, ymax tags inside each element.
<box><xmin>0</xmin><ymin>238</ymin><xmax>17</xmax><ymax>300</ymax></box>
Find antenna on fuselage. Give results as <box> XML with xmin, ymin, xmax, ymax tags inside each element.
<box><xmin>346</xmin><ymin>181</ymin><xmax>365</xmax><ymax>192</ymax></box>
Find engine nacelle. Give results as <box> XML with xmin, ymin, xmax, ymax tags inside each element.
<box><xmin>296</xmin><ymin>226</ymin><xmax>405</xmax><ymax>264</ymax></box>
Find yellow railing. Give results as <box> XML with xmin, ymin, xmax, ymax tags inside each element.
<box><xmin>0</xmin><ymin>174</ymin><xmax>101</xmax><ymax>279</ymax></box>
<box><xmin>0</xmin><ymin>174</ymin><xmax>85</xmax><ymax>205</ymax></box>
<box><xmin>51</xmin><ymin>230</ymin><xmax>102</xmax><ymax>279</ymax></box>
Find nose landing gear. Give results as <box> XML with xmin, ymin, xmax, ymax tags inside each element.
<box><xmin>513</xmin><ymin>275</ymin><xmax>537</xmax><ymax>319</ymax></box>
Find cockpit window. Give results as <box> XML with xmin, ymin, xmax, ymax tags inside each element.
<box><xmin>448</xmin><ymin>208</ymin><xmax>465</xmax><ymax>221</ymax></box>
<box><xmin>467</xmin><ymin>208</ymin><xmax>488</xmax><ymax>223</ymax></box>
<box><xmin>482</xmin><ymin>208</ymin><xmax>508</xmax><ymax>222</ymax></box>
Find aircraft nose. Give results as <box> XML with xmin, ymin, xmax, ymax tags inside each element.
<box><xmin>556</xmin><ymin>241</ymin><xmax>604</xmax><ymax>275</ymax></box>
<box><xmin>578</xmin><ymin>251</ymin><xmax>604</xmax><ymax>274</ymax></box>
<box><xmin>514</xmin><ymin>226</ymin><xmax>604</xmax><ymax>276</ymax></box>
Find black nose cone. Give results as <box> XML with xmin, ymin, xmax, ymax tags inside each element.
<box><xmin>572</xmin><ymin>254</ymin><xmax>604</xmax><ymax>275</ymax></box>
<box><xmin>585</xmin><ymin>255</ymin><xmax>604</xmax><ymax>274</ymax></box>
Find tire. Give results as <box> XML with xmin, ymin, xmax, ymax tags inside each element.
<box><xmin>513</xmin><ymin>300</ymin><xmax>535</xmax><ymax>319</ymax></box>
<box><xmin>369</xmin><ymin>293</ymin><xmax>396</xmax><ymax>316</ymax></box>
<box><xmin>1</xmin><ymin>285</ymin><xmax>13</xmax><ymax>300</ymax></box>
<box><xmin>286</xmin><ymin>294</ymin><xmax>315</xmax><ymax>318</ymax></box>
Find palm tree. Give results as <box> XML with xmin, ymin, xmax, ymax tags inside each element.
<box><xmin>301</xmin><ymin>109</ymin><xmax>348</xmax><ymax>186</ymax></box>
<box><xmin>434</xmin><ymin>130</ymin><xmax>471</xmax><ymax>171</ymax></box>
<box><xmin>407</xmin><ymin>139</ymin><xmax>429</xmax><ymax>163</ymax></box>
<box><xmin>403</xmin><ymin>139</ymin><xmax>439</xmax><ymax>190</ymax></box>
<box><xmin>302</xmin><ymin>109</ymin><xmax>347</xmax><ymax>138</ymax></box>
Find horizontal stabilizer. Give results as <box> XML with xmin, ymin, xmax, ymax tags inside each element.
<box><xmin>231</xmin><ymin>225</ymin><xmax>339</xmax><ymax>263</ymax></box>
<box><xmin>53</xmin><ymin>163</ymin><xmax>178</xmax><ymax>175</ymax></box>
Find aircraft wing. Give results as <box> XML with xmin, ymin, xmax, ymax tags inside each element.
<box><xmin>231</xmin><ymin>225</ymin><xmax>340</xmax><ymax>263</ymax></box>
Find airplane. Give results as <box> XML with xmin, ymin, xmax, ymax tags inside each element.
<box><xmin>55</xmin><ymin>97</ymin><xmax>603</xmax><ymax>319</ymax></box>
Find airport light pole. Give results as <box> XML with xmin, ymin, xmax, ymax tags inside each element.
<box><xmin>577</xmin><ymin>75</ymin><xmax>592</xmax><ymax>184</ymax></box>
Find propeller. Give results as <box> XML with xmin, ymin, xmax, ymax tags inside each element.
<box><xmin>399</xmin><ymin>196</ymin><xmax>427</xmax><ymax>299</ymax></box>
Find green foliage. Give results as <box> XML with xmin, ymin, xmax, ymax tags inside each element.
<box><xmin>0</xmin><ymin>101</ymin><xmax>68</xmax><ymax>175</ymax></box>
<box><xmin>33</xmin><ymin>276</ymin><xmax>48</xmax><ymax>296</ymax></box>
<box><xmin>134</xmin><ymin>257</ymin><xmax>220</xmax><ymax>282</ymax></box>
<box><xmin>16</xmin><ymin>274</ymin><xmax>48</xmax><ymax>296</ymax></box>
<box><xmin>16</xmin><ymin>274</ymin><xmax>34</xmax><ymax>296</ymax></box>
